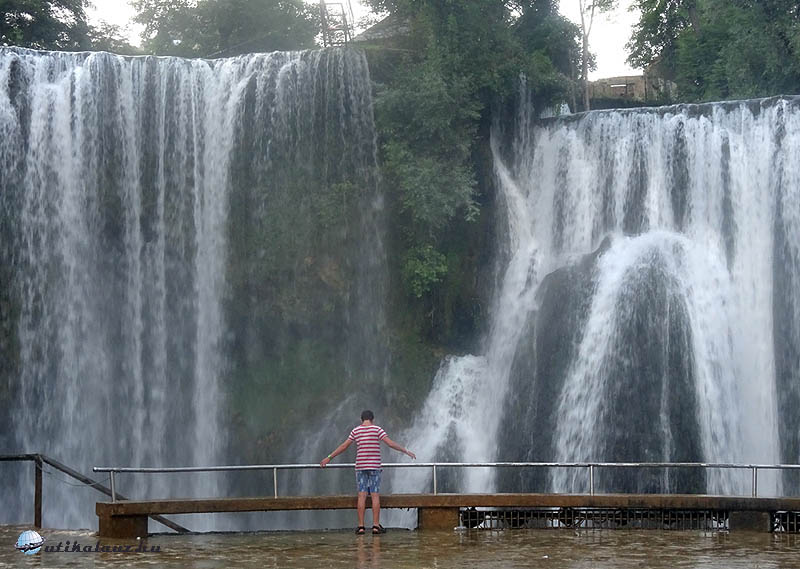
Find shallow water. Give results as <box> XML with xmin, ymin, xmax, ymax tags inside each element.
<box><xmin>3</xmin><ymin>525</ymin><xmax>799</xmax><ymax>568</ymax></box>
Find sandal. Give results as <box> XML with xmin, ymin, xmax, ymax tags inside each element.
<box><xmin>355</xmin><ymin>526</ymin><xmax>366</xmax><ymax>535</ymax></box>
<box><xmin>372</xmin><ymin>524</ymin><xmax>386</xmax><ymax>534</ymax></box>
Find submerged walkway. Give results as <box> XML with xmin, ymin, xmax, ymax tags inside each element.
<box><xmin>92</xmin><ymin>461</ymin><xmax>800</xmax><ymax>537</ymax></box>
<box><xmin>96</xmin><ymin>493</ymin><xmax>800</xmax><ymax>537</ymax></box>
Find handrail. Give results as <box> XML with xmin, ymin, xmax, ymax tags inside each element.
<box><xmin>93</xmin><ymin>461</ymin><xmax>800</xmax><ymax>502</ymax></box>
<box><xmin>1</xmin><ymin>454</ymin><xmax>189</xmax><ymax>533</ymax></box>
<box><xmin>2</xmin><ymin>454</ymin><xmax>43</xmax><ymax>527</ymax></box>
<box><xmin>0</xmin><ymin>453</ymin><xmax>42</xmax><ymax>461</ymax></box>
<box><xmin>93</xmin><ymin>461</ymin><xmax>800</xmax><ymax>472</ymax></box>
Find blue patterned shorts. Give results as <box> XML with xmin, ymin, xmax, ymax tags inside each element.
<box><xmin>356</xmin><ymin>469</ymin><xmax>382</xmax><ymax>494</ymax></box>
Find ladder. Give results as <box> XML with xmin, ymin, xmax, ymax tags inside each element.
<box><xmin>319</xmin><ymin>1</ymin><xmax>353</xmax><ymax>46</ymax></box>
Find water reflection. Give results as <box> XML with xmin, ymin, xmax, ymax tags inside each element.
<box><xmin>2</xmin><ymin>525</ymin><xmax>799</xmax><ymax>568</ymax></box>
<box><xmin>356</xmin><ymin>535</ymin><xmax>382</xmax><ymax>569</ymax></box>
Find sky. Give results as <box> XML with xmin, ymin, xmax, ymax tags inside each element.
<box><xmin>88</xmin><ymin>0</ymin><xmax>639</xmax><ymax>79</ymax></box>
<box><xmin>559</xmin><ymin>0</ymin><xmax>639</xmax><ymax>78</ymax></box>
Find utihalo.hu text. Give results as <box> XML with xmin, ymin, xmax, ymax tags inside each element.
<box><xmin>44</xmin><ymin>540</ymin><xmax>161</xmax><ymax>553</ymax></box>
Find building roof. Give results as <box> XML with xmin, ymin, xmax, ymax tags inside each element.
<box><xmin>352</xmin><ymin>13</ymin><xmax>411</xmax><ymax>43</ymax></box>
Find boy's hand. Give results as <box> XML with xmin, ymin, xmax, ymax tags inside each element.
<box><xmin>320</xmin><ymin>457</ymin><xmax>331</xmax><ymax>467</ymax></box>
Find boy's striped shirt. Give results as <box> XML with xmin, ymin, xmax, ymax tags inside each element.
<box><xmin>349</xmin><ymin>424</ymin><xmax>387</xmax><ymax>470</ymax></box>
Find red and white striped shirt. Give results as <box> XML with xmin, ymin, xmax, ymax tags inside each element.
<box><xmin>349</xmin><ymin>424</ymin><xmax>387</xmax><ymax>470</ymax></box>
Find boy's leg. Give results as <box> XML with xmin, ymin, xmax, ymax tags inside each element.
<box><xmin>357</xmin><ymin>491</ymin><xmax>368</xmax><ymax>527</ymax></box>
<box><xmin>356</xmin><ymin>470</ymin><xmax>369</xmax><ymax>528</ymax></box>
<box><xmin>369</xmin><ymin>470</ymin><xmax>382</xmax><ymax>528</ymax></box>
<box><xmin>371</xmin><ymin>492</ymin><xmax>381</xmax><ymax>526</ymax></box>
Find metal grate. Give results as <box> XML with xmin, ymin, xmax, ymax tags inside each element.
<box><xmin>460</xmin><ymin>507</ymin><xmax>729</xmax><ymax>531</ymax></box>
<box><xmin>772</xmin><ymin>511</ymin><xmax>800</xmax><ymax>533</ymax></box>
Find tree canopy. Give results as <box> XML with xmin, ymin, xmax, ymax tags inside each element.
<box><xmin>1</xmin><ymin>0</ymin><xmax>139</xmax><ymax>53</ymax></box>
<box><xmin>1</xmin><ymin>0</ymin><xmax>91</xmax><ymax>49</ymax></box>
<box><xmin>628</xmin><ymin>0</ymin><xmax>800</xmax><ymax>101</ymax></box>
<box><xmin>132</xmin><ymin>0</ymin><xmax>318</xmax><ymax>57</ymax></box>
<box><xmin>365</xmin><ymin>0</ymin><xmax>579</xmax><ymax>299</ymax></box>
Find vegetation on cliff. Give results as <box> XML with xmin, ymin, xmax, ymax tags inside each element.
<box><xmin>628</xmin><ymin>0</ymin><xmax>800</xmax><ymax>101</ymax></box>
<box><xmin>131</xmin><ymin>0</ymin><xmax>318</xmax><ymax>56</ymax></box>
<box><xmin>365</xmin><ymin>0</ymin><xmax>578</xmax><ymax>338</ymax></box>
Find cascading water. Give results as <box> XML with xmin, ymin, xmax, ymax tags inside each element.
<box><xmin>5</xmin><ymin>41</ymin><xmax>799</xmax><ymax>531</ymax></box>
<box><xmin>0</xmin><ymin>46</ymin><xmax>383</xmax><ymax>529</ymax></box>
<box><xmin>549</xmin><ymin>231</ymin><xmax>741</xmax><ymax>493</ymax></box>
<box><xmin>397</xmin><ymin>90</ymin><xmax>800</xmax><ymax>499</ymax></box>
<box><xmin>497</xmin><ymin>95</ymin><xmax>800</xmax><ymax>496</ymax></box>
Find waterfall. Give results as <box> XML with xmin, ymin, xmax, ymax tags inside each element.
<box><xmin>399</xmin><ymin>91</ymin><xmax>800</xmax><ymax>498</ymax></box>
<box><xmin>0</xmin><ymin>47</ymin><xmax>381</xmax><ymax>529</ymax></box>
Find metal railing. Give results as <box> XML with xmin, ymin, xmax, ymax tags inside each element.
<box><xmin>1</xmin><ymin>454</ymin><xmax>188</xmax><ymax>532</ymax></box>
<box><xmin>1</xmin><ymin>454</ymin><xmax>43</xmax><ymax>527</ymax></box>
<box><xmin>92</xmin><ymin>461</ymin><xmax>800</xmax><ymax>503</ymax></box>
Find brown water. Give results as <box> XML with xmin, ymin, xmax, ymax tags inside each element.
<box><xmin>2</xmin><ymin>525</ymin><xmax>798</xmax><ymax>568</ymax></box>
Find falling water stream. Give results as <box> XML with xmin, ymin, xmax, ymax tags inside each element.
<box><xmin>396</xmin><ymin>92</ymin><xmax>800</xmax><ymax>500</ymax></box>
<box><xmin>0</xmin><ymin>47</ymin><xmax>381</xmax><ymax>529</ymax></box>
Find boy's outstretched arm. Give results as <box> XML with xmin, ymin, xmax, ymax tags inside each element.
<box><xmin>382</xmin><ymin>436</ymin><xmax>416</xmax><ymax>459</ymax></box>
<box><xmin>320</xmin><ymin>438</ymin><xmax>352</xmax><ymax>467</ymax></box>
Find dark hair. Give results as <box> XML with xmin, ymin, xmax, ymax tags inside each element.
<box><xmin>361</xmin><ymin>410</ymin><xmax>374</xmax><ymax>421</ymax></box>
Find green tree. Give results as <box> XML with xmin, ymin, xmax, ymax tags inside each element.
<box><xmin>628</xmin><ymin>0</ymin><xmax>800</xmax><ymax>101</ymax></box>
<box><xmin>133</xmin><ymin>0</ymin><xmax>319</xmax><ymax>57</ymax></box>
<box><xmin>626</xmin><ymin>0</ymin><xmax>697</xmax><ymax>80</ymax></box>
<box><xmin>364</xmin><ymin>0</ymin><xmax>580</xmax><ymax>346</ymax></box>
<box><xmin>513</xmin><ymin>0</ymin><xmax>581</xmax><ymax>109</ymax></box>
<box><xmin>1</xmin><ymin>0</ymin><xmax>91</xmax><ymax>49</ymax></box>
<box><xmin>367</xmin><ymin>0</ymin><xmax>517</xmax><ymax>302</ymax></box>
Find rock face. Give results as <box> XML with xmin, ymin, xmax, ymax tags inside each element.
<box><xmin>499</xmin><ymin>235</ymin><xmax>706</xmax><ymax>494</ymax></box>
<box><xmin>498</xmin><ymin>239</ymin><xmax>604</xmax><ymax>491</ymax></box>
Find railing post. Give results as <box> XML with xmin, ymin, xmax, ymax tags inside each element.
<box><xmin>589</xmin><ymin>464</ymin><xmax>594</xmax><ymax>496</ymax></box>
<box><xmin>34</xmin><ymin>455</ymin><xmax>42</xmax><ymax>528</ymax></box>
<box><xmin>110</xmin><ymin>471</ymin><xmax>117</xmax><ymax>503</ymax></box>
<box><xmin>273</xmin><ymin>467</ymin><xmax>278</xmax><ymax>498</ymax></box>
<box><xmin>433</xmin><ymin>464</ymin><xmax>438</xmax><ymax>495</ymax></box>
<box><xmin>752</xmin><ymin>466</ymin><xmax>758</xmax><ymax>498</ymax></box>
